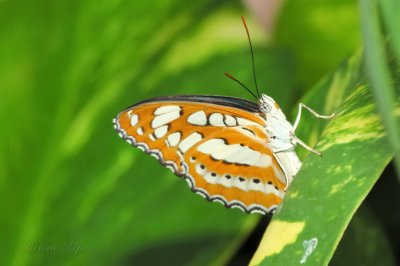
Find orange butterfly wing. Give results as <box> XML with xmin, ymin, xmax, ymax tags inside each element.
<box><xmin>114</xmin><ymin>97</ymin><xmax>287</xmax><ymax>214</ymax></box>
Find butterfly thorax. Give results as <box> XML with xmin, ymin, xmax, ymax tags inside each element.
<box><xmin>265</xmin><ymin>111</ymin><xmax>295</xmax><ymax>152</ymax></box>
<box><xmin>259</xmin><ymin>94</ymin><xmax>296</xmax><ymax>153</ymax></box>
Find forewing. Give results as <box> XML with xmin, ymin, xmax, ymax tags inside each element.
<box><xmin>114</xmin><ymin>98</ymin><xmax>287</xmax><ymax>214</ymax></box>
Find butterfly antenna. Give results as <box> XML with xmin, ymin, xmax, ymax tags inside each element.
<box><xmin>224</xmin><ymin>72</ymin><xmax>258</xmax><ymax>99</ymax></box>
<box><xmin>241</xmin><ymin>16</ymin><xmax>260</xmax><ymax>98</ymax></box>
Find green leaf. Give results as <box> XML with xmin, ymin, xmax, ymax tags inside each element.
<box><xmin>249</xmin><ymin>51</ymin><xmax>399</xmax><ymax>265</ymax></box>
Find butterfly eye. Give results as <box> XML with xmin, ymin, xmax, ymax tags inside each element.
<box><xmin>260</xmin><ymin>103</ymin><xmax>272</xmax><ymax>113</ymax></box>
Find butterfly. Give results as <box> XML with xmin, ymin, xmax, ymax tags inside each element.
<box><xmin>113</xmin><ymin>17</ymin><xmax>334</xmax><ymax>215</ymax></box>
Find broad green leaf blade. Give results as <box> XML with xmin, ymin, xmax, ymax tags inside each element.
<box><xmin>250</xmin><ymin>53</ymin><xmax>399</xmax><ymax>265</ymax></box>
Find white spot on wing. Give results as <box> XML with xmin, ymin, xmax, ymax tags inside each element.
<box><xmin>151</xmin><ymin>111</ymin><xmax>181</xmax><ymax>128</ymax></box>
<box><xmin>204</xmin><ymin>172</ymin><xmax>218</xmax><ymax>184</ymax></box>
<box><xmin>224</xmin><ymin>145</ymin><xmax>260</xmax><ymax>165</ymax></box>
<box><xmin>195</xmin><ymin>164</ymin><xmax>207</xmax><ymax>175</ymax></box>
<box><xmin>137</xmin><ymin>127</ymin><xmax>144</xmax><ymax>135</ymax></box>
<box><xmin>198</xmin><ymin>139</ymin><xmax>271</xmax><ymax>167</ymax></box>
<box><xmin>233</xmin><ymin>177</ymin><xmax>249</xmax><ymax>191</ymax></box>
<box><xmin>197</xmin><ymin>139</ymin><xmax>226</xmax><ymax>154</ymax></box>
<box><xmin>224</xmin><ymin>115</ymin><xmax>237</xmax><ymax>126</ymax></box>
<box><xmin>212</xmin><ymin>144</ymin><xmax>243</xmax><ymax>161</ymax></box>
<box><xmin>154</xmin><ymin>125</ymin><xmax>168</xmax><ymax>138</ymax></box>
<box><xmin>154</xmin><ymin>105</ymin><xmax>181</xmax><ymax>115</ymax></box>
<box><xmin>237</xmin><ymin>117</ymin><xmax>259</xmax><ymax>126</ymax></box>
<box><xmin>235</xmin><ymin>127</ymin><xmax>256</xmax><ymax>138</ymax></box>
<box><xmin>179</xmin><ymin>132</ymin><xmax>203</xmax><ymax>153</ymax></box>
<box><xmin>248</xmin><ymin>179</ymin><xmax>265</xmax><ymax>192</ymax></box>
<box><xmin>130</xmin><ymin>114</ymin><xmax>139</xmax><ymax>126</ymax></box>
<box><xmin>265</xmin><ymin>183</ymin><xmax>285</xmax><ymax>198</ymax></box>
<box><xmin>187</xmin><ymin>111</ymin><xmax>207</xmax><ymax>126</ymax></box>
<box><xmin>219</xmin><ymin>175</ymin><xmax>233</xmax><ymax>187</ymax></box>
<box><xmin>253</xmin><ymin>154</ymin><xmax>272</xmax><ymax>168</ymax></box>
<box><xmin>167</xmin><ymin>132</ymin><xmax>181</xmax><ymax>147</ymax></box>
<box><xmin>209</xmin><ymin>113</ymin><xmax>225</xmax><ymax>126</ymax></box>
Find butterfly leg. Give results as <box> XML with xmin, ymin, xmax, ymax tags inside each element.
<box><xmin>292</xmin><ymin>135</ymin><xmax>322</xmax><ymax>157</ymax></box>
<box><xmin>293</xmin><ymin>103</ymin><xmax>335</xmax><ymax>130</ymax></box>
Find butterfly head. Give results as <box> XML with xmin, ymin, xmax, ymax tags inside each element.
<box><xmin>259</xmin><ymin>94</ymin><xmax>280</xmax><ymax>114</ymax></box>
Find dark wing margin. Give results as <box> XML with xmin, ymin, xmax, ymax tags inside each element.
<box><xmin>120</xmin><ymin>95</ymin><xmax>260</xmax><ymax>113</ymax></box>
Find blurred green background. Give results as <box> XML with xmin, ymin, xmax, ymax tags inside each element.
<box><xmin>0</xmin><ymin>0</ymin><xmax>399</xmax><ymax>265</ymax></box>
